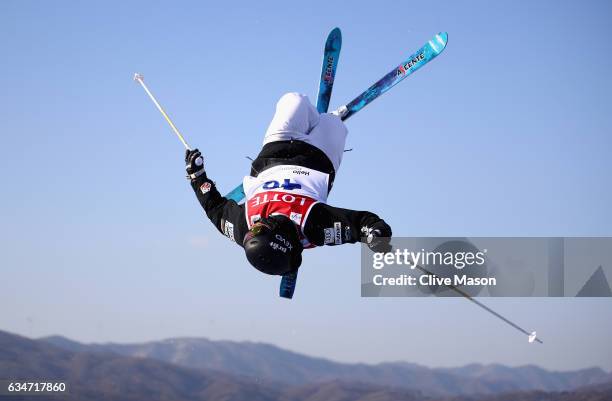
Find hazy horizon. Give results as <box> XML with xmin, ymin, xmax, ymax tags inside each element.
<box><xmin>18</xmin><ymin>329</ymin><xmax>608</xmax><ymax>373</ymax></box>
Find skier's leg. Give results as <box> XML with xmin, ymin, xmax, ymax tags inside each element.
<box><xmin>304</xmin><ymin>113</ymin><xmax>348</xmax><ymax>173</ymax></box>
<box><xmin>263</xmin><ymin>92</ymin><xmax>319</xmax><ymax>145</ymax></box>
<box><xmin>260</xmin><ymin>92</ymin><xmax>347</xmax><ymax>173</ymax></box>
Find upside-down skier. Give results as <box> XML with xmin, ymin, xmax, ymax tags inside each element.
<box><xmin>185</xmin><ymin>92</ymin><xmax>392</xmax><ymax>276</ymax></box>
<box><xmin>135</xmin><ymin>32</ymin><xmax>545</xmax><ymax>346</ymax></box>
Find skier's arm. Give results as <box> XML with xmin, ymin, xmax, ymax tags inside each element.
<box><xmin>186</xmin><ymin>149</ymin><xmax>247</xmax><ymax>245</ymax></box>
<box><xmin>304</xmin><ymin>203</ymin><xmax>392</xmax><ymax>250</ymax></box>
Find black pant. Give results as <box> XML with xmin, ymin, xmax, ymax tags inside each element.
<box><xmin>250</xmin><ymin>140</ymin><xmax>336</xmax><ymax>192</ymax></box>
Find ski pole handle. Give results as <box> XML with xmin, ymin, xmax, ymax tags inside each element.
<box><xmin>133</xmin><ymin>73</ymin><xmax>192</xmax><ymax>150</ymax></box>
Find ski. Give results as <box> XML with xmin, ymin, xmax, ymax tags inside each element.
<box><xmin>316</xmin><ymin>27</ymin><xmax>342</xmax><ymax>113</ymax></box>
<box><xmin>336</xmin><ymin>32</ymin><xmax>448</xmax><ymax>121</ymax></box>
<box><xmin>227</xmin><ymin>32</ymin><xmax>447</xmax><ymax>202</ymax></box>
<box><xmin>224</xmin><ymin>28</ymin><xmax>343</xmax><ymax>204</ymax></box>
<box><xmin>225</xmin><ymin>183</ymin><xmax>245</xmax><ymax>202</ymax></box>
<box><xmin>279</xmin><ymin>269</ymin><xmax>299</xmax><ymax>298</ymax></box>
<box><xmin>280</xmin><ymin>27</ymin><xmax>342</xmax><ymax>299</ymax></box>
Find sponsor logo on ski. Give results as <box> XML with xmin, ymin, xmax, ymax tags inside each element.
<box><xmin>324</xmin><ymin>55</ymin><xmax>335</xmax><ymax>83</ymax></box>
<box><xmin>397</xmin><ymin>53</ymin><xmax>425</xmax><ymax>76</ymax></box>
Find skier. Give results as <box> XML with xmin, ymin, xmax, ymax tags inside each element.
<box><xmin>185</xmin><ymin>92</ymin><xmax>392</xmax><ymax>276</ymax></box>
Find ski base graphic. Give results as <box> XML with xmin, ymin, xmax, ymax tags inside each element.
<box><xmin>316</xmin><ymin>27</ymin><xmax>342</xmax><ymax>113</ymax></box>
<box><xmin>338</xmin><ymin>32</ymin><xmax>447</xmax><ymax>120</ymax></box>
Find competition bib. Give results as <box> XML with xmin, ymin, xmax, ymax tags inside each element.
<box><xmin>243</xmin><ymin>165</ymin><xmax>329</xmax><ymax>248</ymax></box>
<box><xmin>243</xmin><ymin>165</ymin><xmax>329</xmax><ymax>203</ymax></box>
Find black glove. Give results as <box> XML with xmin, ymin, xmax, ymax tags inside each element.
<box><xmin>363</xmin><ymin>220</ymin><xmax>392</xmax><ymax>253</ymax></box>
<box><xmin>185</xmin><ymin>148</ymin><xmax>205</xmax><ymax>179</ymax></box>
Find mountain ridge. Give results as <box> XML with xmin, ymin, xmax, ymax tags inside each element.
<box><xmin>40</xmin><ymin>334</ymin><xmax>610</xmax><ymax>396</ymax></box>
<box><xmin>1</xmin><ymin>330</ymin><xmax>610</xmax><ymax>401</ymax></box>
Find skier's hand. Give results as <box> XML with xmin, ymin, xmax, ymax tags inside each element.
<box><xmin>364</xmin><ymin>220</ymin><xmax>392</xmax><ymax>253</ymax></box>
<box><xmin>185</xmin><ymin>148</ymin><xmax>205</xmax><ymax>180</ymax></box>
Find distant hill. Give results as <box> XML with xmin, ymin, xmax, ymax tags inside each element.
<box><xmin>1</xmin><ymin>330</ymin><xmax>279</xmax><ymax>401</ymax></box>
<box><xmin>0</xmin><ymin>330</ymin><xmax>426</xmax><ymax>401</ymax></box>
<box><xmin>42</xmin><ymin>334</ymin><xmax>611</xmax><ymax>396</ymax></box>
<box><xmin>441</xmin><ymin>380</ymin><xmax>612</xmax><ymax>401</ymax></box>
<box><xmin>288</xmin><ymin>380</ymin><xmax>612</xmax><ymax>401</ymax></box>
<box><xmin>2</xmin><ymin>330</ymin><xmax>611</xmax><ymax>401</ymax></box>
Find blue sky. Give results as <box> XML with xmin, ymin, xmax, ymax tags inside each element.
<box><xmin>1</xmin><ymin>0</ymin><xmax>611</xmax><ymax>371</ymax></box>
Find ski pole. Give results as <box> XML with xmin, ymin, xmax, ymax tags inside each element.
<box><xmin>413</xmin><ymin>262</ymin><xmax>542</xmax><ymax>344</ymax></box>
<box><xmin>133</xmin><ymin>73</ymin><xmax>192</xmax><ymax>150</ymax></box>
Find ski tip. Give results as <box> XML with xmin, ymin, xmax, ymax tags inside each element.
<box><xmin>436</xmin><ymin>32</ymin><xmax>448</xmax><ymax>47</ymax></box>
<box><xmin>428</xmin><ymin>32</ymin><xmax>448</xmax><ymax>55</ymax></box>
<box><xmin>329</xmin><ymin>27</ymin><xmax>342</xmax><ymax>43</ymax></box>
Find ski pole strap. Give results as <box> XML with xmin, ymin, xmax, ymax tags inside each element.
<box><xmin>188</xmin><ymin>169</ymin><xmax>206</xmax><ymax>180</ymax></box>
